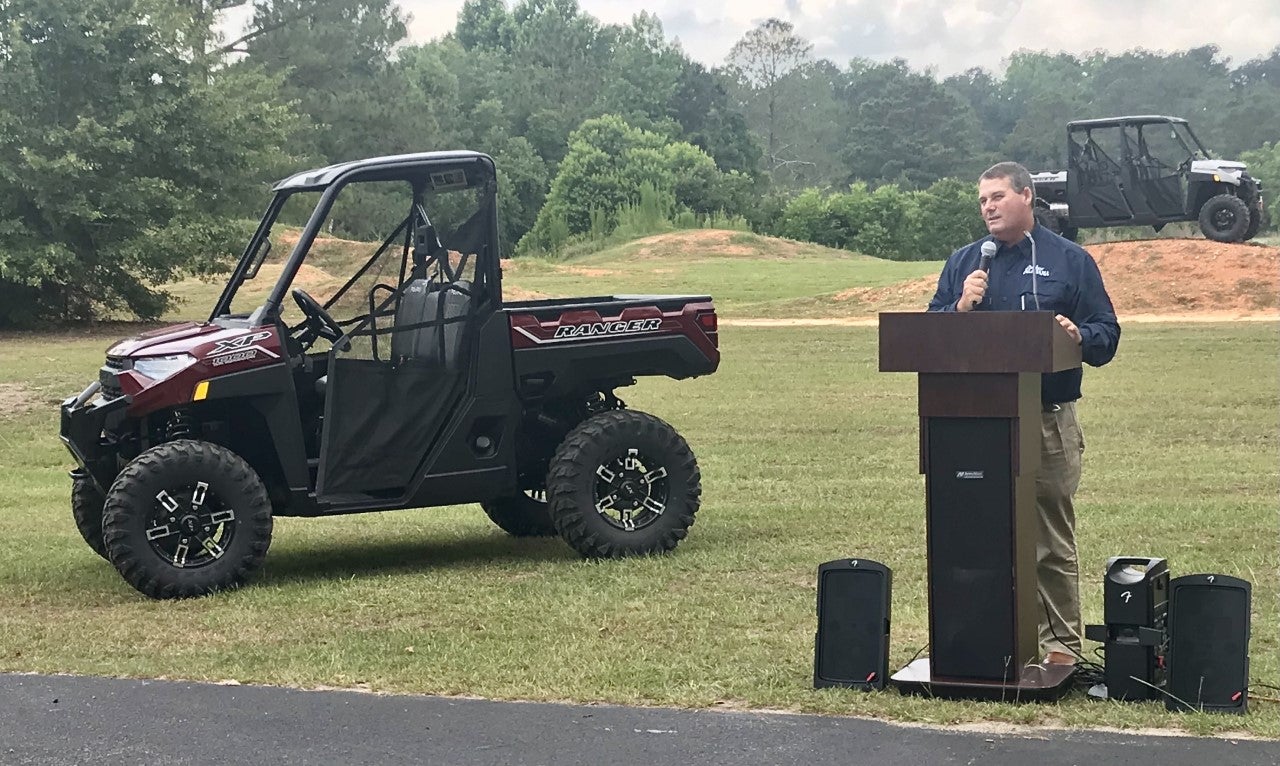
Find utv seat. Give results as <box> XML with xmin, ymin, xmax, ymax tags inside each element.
<box><xmin>390</xmin><ymin>278</ymin><xmax>472</xmax><ymax>371</ymax></box>
<box><xmin>313</xmin><ymin>279</ymin><xmax>472</xmax><ymax>398</ymax></box>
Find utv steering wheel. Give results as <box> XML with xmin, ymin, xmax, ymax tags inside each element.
<box><xmin>292</xmin><ymin>289</ymin><xmax>344</xmax><ymax>344</ymax></box>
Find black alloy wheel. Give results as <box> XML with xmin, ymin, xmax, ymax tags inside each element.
<box><xmin>102</xmin><ymin>440</ymin><xmax>273</xmax><ymax>599</ymax></box>
<box><xmin>1198</xmin><ymin>194</ymin><xmax>1250</xmax><ymax>242</ymax></box>
<box><xmin>546</xmin><ymin>409</ymin><xmax>700</xmax><ymax>558</ymax></box>
<box><xmin>591</xmin><ymin>448</ymin><xmax>670</xmax><ymax>533</ymax></box>
<box><xmin>142</xmin><ymin>481</ymin><xmax>237</xmax><ymax>569</ymax></box>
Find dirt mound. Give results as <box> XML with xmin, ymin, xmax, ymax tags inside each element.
<box><xmin>253</xmin><ymin>262</ymin><xmax>348</xmax><ymax>302</ymax></box>
<box><xmin>1090</xmin><ymin>239</ymin><xmax>1277</xmax><ymax>314</ymax></box>
<box><xmin>503</xmin><ymin>286</ymin><xmax>550</xmax><ymax>302</ymax></box>
<box><xmin>834</xmin><ymin>277</ymin><xmax>938</xmax><ymax>311</ymax></box>
<box><xmin>627</xmin><ymin>230</ymin><xmax>816</xmax><ymax>260</ymax></box>
<box><xmin>838</xmin><ymin>239</ymin><xmax>1279</xmax><ymax>317</ymax></box>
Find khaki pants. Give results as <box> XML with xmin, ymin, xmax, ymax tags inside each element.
<box><xmin>1037</xmin><ymin>401</ymin><xmax>1085</xmax><ymax>658</ymax></box>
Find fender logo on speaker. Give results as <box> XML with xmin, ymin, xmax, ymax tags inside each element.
<box><xmin>955</xmin><ymin>470</ymin><xmax>984</xmax><ymax>480</ymax></box>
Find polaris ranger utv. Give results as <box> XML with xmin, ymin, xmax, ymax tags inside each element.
<box><xmin>60</xmin><ymin>151</ymin><xmax>720</xmax><ymax>599</ymax></box>
<box><xmin>1031</xmin><ymin>115</ymin><xmax>1265</xmax><ymax>243</ymax></box>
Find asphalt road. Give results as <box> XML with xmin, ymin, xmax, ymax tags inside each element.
<box><xmin>1</xmin><ymin>674</ymin><xmax>1274</xmax><ymax>765</ymax></box>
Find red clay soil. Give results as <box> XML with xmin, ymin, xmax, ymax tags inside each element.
<box><xmin>840</xmin><ymin>239</ymin><xmax>1279</xmax><ymax>319</ymax></box>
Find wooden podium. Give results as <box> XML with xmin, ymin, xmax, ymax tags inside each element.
<box><xmin>879</xmin><ymin>311</ymin><xmax>1081</xmax><ymax>701</ymax></box>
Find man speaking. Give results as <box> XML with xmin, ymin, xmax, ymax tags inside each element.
<box><xmin>926</xmin><ymin>162</ymin><xmax>1121</xmax><ymax>666</ymax></box>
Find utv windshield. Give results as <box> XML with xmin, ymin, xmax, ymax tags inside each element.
<box><xmin>214</xmin><ymin>164</ymin><xmax>494</xmax><ymax>348</ymax></box>
<box><xmin>217</xmin><ymin>190</ymin><xmax>323</xmax><ymax>320</ymax></box>
<box><xmin>1171</xmin><ymin>122</ymin><xmax>1212</xmax><ymax>160</ymax></box>
<box><xmin>1136</xmin><ymin>122</ymin><xmax>1195</xmax><ymax>168</ymax></box>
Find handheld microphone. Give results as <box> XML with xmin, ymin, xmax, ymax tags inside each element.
<box><xmin>970</xmin><ymin>240</ymin><xmax>997</xmax><ymax>309</ymax></box>
<box><xmin>979</xmin><ymin>240</ymin><xmax>996</xmax><ymax>273</ymax></box>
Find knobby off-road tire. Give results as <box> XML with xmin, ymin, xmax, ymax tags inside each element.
<box><xmin>1199</xmin><ymin>194</ymin><xmax>1251</xmax><ymax>243</ymax></box>
<box><xmin>1244</xmin><ymin>204</ymin><xmax>1263</xmax><ymax>241</ymax></box>
<box><xmin>102</xmin><ymin>439</ymin><xmax>273</xmax><ymax>599</ymax></box>
<box><xmin>481</xmin><ymin>489</ymin><xmax>558</xmax><ymax>537</ymax></box>
<box><xmin>1034</xmin><ymin>208</ymin><xmax>1078</xmax><ymax>242</ymax></box>
<box><xmin>71</xmin><ymin>472</ymin><xmax>110</xmax><ymax>560</ymax></box>
<box><xmin>1033</xmin><ymin>207</ymin><xmax>1059</xmax><ymax>234</ymax></box>
<box><xmin>546</xmin><ymin>410</ymin><xmax>700</xmax><ymax>558</ymax></box>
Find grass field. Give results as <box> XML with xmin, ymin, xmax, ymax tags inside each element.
<box><xmin>152</xmin><ymin>230</ymin><xmax>942</xmax><ymax>323</ymax></box>
<box><xmin>501</xmin><ymin>231</ymin><xmax>942</xmax><ymax>317</ymax></box>
<box><xmin>1</xmin><ymin>315</ymin><xmax>1276</xmax><ymax>735</ymax></box>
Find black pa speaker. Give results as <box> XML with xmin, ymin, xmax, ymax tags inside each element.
<box><xmin>923</xmin><ymin>417</ymin><xmax>1020</xmax><ymax>680</ymax></box>
<box><xmin>1084</xmin><ymin>556</ymin><xmax>1169</xmax><ymax>701</ymax></box>
<box><xmin>814</xmin><ymin>558</ymin><xmax>891</xmax><ymax>690</ymax></box>
<box><xmin>1165</xmin><ymin>574</ymin><xmax>1251</xmax><ymax>714</ymax></box>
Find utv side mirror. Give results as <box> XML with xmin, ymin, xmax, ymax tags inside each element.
<box><xmin>245</xmin><ymin>238</ymin><xmax>272</xmax><ymax>280</ymax></box>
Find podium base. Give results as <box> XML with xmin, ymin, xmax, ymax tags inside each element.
<box><xmin>889</xmin><ymin>658</ymin><xmax>1075</xmax><ymax>703</ymax></box>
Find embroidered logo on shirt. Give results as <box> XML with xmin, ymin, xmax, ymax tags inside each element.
<box><xmin>1023</xmin><ymin>265</ymin><xmax>1051</xmax><ymax>277</ymax></box>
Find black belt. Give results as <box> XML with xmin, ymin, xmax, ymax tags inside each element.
<box><xmin>1043</xmin><ymin>403</ymin><xmax>1063</xmax><ymax>413</ymax></box>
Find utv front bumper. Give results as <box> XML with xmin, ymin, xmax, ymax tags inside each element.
<box><xmin>60</xmin><ymin>381</ymin><xmax>129</xmax><ymax>493</ymax></box>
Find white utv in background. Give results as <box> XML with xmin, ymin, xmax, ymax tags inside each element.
<box><xmin>1031</xmin><ymin>115</ymin><xmax>1265</xmax><ymax>243</ymax></box>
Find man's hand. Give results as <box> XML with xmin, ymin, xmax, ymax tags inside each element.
<box><xmin>956</xmin><ymin>269</ymin><xmax>988</xmax><ymax>312</ymax></box>
<box><xmin>1055</xmin><ymin>313</ymin><xmax>1082</xmax><ymax>344</ymax></box>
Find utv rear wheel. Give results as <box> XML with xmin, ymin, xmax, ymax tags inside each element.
<box><xmin>481</xmin><ymin>489</ymin><xmax>558</xmax><ymax>537</ymax></box>
<box><xmin>546</xmin><ymin>410</ymin><xmax>700</xmax><ymax>558</ymax></box>
<box><xmin>71</xmin><ymin>472</ymin><xmax>109</xmax><ymax>560</ymax></box>
<box><xmin>1199</xmin><ymin>194</ymin><xmax>1251</xmax><ymax>242</ymax></box>
<box><xmin>102</xmin><ymin>440</ymin><xmax>273</xmax><ymax>599</ymax></box>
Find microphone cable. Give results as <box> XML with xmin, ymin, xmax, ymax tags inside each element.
<box><xmin>1038</xmin><ymin>590</ymin><xmax>1104</xmax><ymax>689</ymax></box>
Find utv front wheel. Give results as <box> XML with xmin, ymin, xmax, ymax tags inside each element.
<box><xmin>481</xmin><ymin>489</ymin><xmax>558</xmax><ymax>537</ymax></box>
<box><xmin>1033</xmin><ymin>207</ymin><xmax>1060</xmax><ymax>235</ymax></box>
<box><xmin>1199</xmin><ymin>194</ymin><xmax>1251</xmax><ymax>242</ymax></box>
<box><xmin>546</xmin><ymin>410</ymin><xmax>700</xmax><ymax>558</ymax></box>
<box><xmin>102</xmin><ymin>440</ymin><xmax>273</xmax><ymax>599</ymax></box>
<box><xmin>71</xmin><ymin>471</ymin><xmax>109</xmax><ymax>560</ymax></box>
<box><xmin>1244</xmin><ymin>204</ymin><xmax>1264</xmax><ymax>241</ymax></box>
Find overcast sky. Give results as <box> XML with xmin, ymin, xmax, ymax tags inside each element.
<box><xmin>222</xmin><ymin>1</ymin><xmax>1280</xmax><ymax>75</ymax></box>
<box><xmin>423</xmin><ymin>0</ymin><xmax>1280</xmax><ymax>76</ymax></box>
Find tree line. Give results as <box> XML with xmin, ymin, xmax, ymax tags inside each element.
<box><xmin>4</xmin><ymin>0</ymin><xmax>1280</xmax><ymax>324</ymax></box>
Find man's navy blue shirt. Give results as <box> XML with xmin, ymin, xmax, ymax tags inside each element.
<box><xmin>927</xmin><ymin>224</ymin><xmax>1120</xmax><ymax>405</ymax></box>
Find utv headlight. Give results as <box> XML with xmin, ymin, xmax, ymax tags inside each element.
<box><xmin>133</xmin><ymin>354</ymin><xmax>197</xmax><ymax>381</ymax></box>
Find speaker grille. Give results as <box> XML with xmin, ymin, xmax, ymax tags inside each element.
<box><xmin>925</xmin><ymin>418</ymin><xmax>1016</xmax><ymax>679</ymax></box>
<box><xmin>1167</xmin><ymin>576</ymin><xmax>1251</xmax><ymax>713</ymax></box>
<box><xmin>814</xmin><ymin>560</ymin><xmax>891</xmax><ymax>689</ymax></box>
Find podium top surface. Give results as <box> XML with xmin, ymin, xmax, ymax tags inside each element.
<box><xmin>879</xmin><ymin>311</ymin><xmax>1082</xmax><ymax>374</ymax></box>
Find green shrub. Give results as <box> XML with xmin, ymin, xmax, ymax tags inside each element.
<box><xmin>1240</xmin><ymin>142</ymin><xmax>1280</xmax><ymax>231</ymax></box>
<box><xmin>518</xmin><ymin>115</ymin><xmax>747</xmax><ymax>256</ymax></box>
<box><xmin>766</xmin><ymin>177</ymin><xmax>987</xmax><ymax>260</ymax></box>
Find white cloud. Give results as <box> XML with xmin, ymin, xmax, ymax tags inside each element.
<box><xmin>222</xmin><ymin>0</ymin><xmax>1280</xmax><ymax>75</ymax></box>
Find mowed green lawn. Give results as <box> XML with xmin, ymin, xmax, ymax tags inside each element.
<box><xmin>0</xmin><ymin>319</ymin><xmax>1276</xmax><ymax>735</ymax></box>
<box><xmin>501</xmin><ymin>232</ymin><xmax>941</xmax><ymax>317</ymax></box>
<box><xmin>152</xmin><ymin>230</ymin><xmax>942</xmax><ymax>323</ymax></box>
